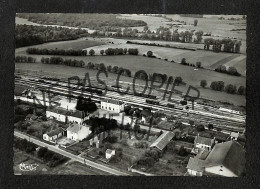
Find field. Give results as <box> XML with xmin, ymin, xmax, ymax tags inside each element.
<box><xmin>15</xmin><ymin>52</ymin><xmax>246</xmax><ymax>106</ymax></box>
<box><xmin>119</xmin><ymin>14</ymin><xmax>246</xmax><ymax>53</ymax></box>
<box><xmin>16</xmin><ymin>38</ymin><xmax>105</xmax><ymax>52</ymax></box>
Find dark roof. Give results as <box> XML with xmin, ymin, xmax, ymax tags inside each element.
<box><xmin>46</xmin><ymin>127</ymin><xmax>64</xmax><ymax>137</ymax></box>
<box><xmin>187</xmin><ymin>157</ymin><xmax>204</xmax><ymax>172</ymax></box>
<box><xmin>195</xmin><ymin>135</ymin><xmax>215</xmax><ymax>146</ymax></box>
<box><xmin>46</xmin><ymin>107</ymin><xmax>84</xmax><ymax>118</ymax></box>
<box><xmin>46</xmin><ymin>107</ymin><xmax>70</xmax><ymax>115</ymax></box>
<box><xmin>150</xmin><ymin>131</ymin><xmax>174</xmax><ymax>150</ymax></box>
<box><xmin>198</xmin><ymin>149</ymin><xmax>210</xmax><ymax>160</ymax></box>
<box><xmin>67</xmin><ymin>110</ymin><xmax>84</xmax><ymax>118</ymax></box>
<box><xmin>204</xmin><ymin>141</ymin><xmax>245</xmax><ymax>176</ymax></box>
<box><xmin>141</xmin><ymin>109</ymin><xmax>152</xmax><ymax>117</ymax></box>
<box><xmin>102</xmin><ymin>99</ymin><xmax>123</xmax><ymax>105</ymax></box>
<box><xmin>14</xmin><ymin>85</ymin><xmax>28</xmax><ymax>96</ymax></box>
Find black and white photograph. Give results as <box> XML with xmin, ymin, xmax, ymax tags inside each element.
<box><xmin>13</xmin><ymin>13</ymin><xmax>246</xmax><ymax>177</ymax></box>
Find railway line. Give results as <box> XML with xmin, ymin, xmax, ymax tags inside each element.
<box><xmin>15</xmin><ymin>75</ymin><xmax>245</xmax><ymax>133</ymax></box>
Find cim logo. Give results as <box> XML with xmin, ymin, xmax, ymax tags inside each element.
<box><xmin>19</xmin><ymin>162</ymin><xmax>39</xmax><ymax>171</ymax></box>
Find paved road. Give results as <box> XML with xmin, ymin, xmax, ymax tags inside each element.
<box><xmin>14</xmin><ymin>131</ymin><xmax>130</xmax><ymax>176</ymax></box>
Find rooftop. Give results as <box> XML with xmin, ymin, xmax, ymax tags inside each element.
<box><xmin>14</xmin><ymin>85</ymin><xmax>28</xmax><ymax>96</ymax></box>
<box><xmin>204</xmin><ymin>140</ymin><xmax>245</xmax><ymax>176</ymax></box>
<box><xmin>102</xmin><ymin>99</ymin><xmax>123</xmax><ymax>105</ymax></box>
<box><xmin>47</xmin><ymin>107</ymin><xmax>85</xmax><ymax>118</ymax></box>
<box><xmin>46</xmin><ymin>127</ymin><xmax>65</xmax><ymax>137</ymax></box>
<box><xmin>106</xmin><ymin>149</ymin><xmax>115</xmax><ymax>154</ymax></box>
<box><xmin>150</xmin><ymin>131</ymin><xmax>175</xmax><ymax>151</ymax></box>
<box><xmin>140</xmin><ymin>109</ymin><xmax>152</xmax><ymax>117</ymax></box>
<box><xmin>67</xmin><ymin>123</ymin><xmax>90</xmax><ymax>133</ymax></box>
<box><xmin>195</xmin><ymin>135</ymin><xmax>215</xmax><ymax>146</ymax></box>
<box><xmin>187</xmin><ymin>157</ymin><xmax>205</xmax><ymax>172</ymax></box>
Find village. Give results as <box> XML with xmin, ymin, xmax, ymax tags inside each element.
<box><xmin>14</xmin><ymin>82</ymin><xmax>245</xmax><ymax>176</ymax></box>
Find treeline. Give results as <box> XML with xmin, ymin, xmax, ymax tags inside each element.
<box><xmin>37</xmin><ymin>147</ymin><xmax>68</xmax><ymax>167</ymax></box>
<box><xmin>15</xmin><ymin>56</ymin><xmax>36</xmax><ymax>63</ymax></box>
<box><xmin>215</xmin><ymin>65</ymin><xmax>241</xmax><ymax>76</ymax></box>
<box><xmin>87</xmin><ymin>62</ymin><xmax>132</xmax><ymax>77</ymax></box>
<box><xmin>16</xmin><ymin>25</ymin><xmax>88</xmax><ymax>48</ymax></box>
<box><xmin>209</xmin><ymin>81</ymin><xmax>245</xmax><ymax>95</ymax></box>
<box><xmin>40</xmin><ymin>57</ymin><xmax>85</xmax><ymax>67</ymax></box>
<box><xmin>104</xmin><ymin>48</ymin><xmax>138</xmax><ymax>55</ymax></box>
<box><xmin>27</xmin><ymin>48</ymin><xmax>84</xmax><ymax>56</ymax></box>
<box><xmin>14</xmin><ymin>138</ymin><xmax>37</xmax><ymax>154</ymax></box>
<box><xmin>17</xmin><ymin>13</ymin><xmax>147</xmax><ymax>31</ymax></box>
<box><xmin>204</xmin><ymin>38</ymin><xmax>242</xmax><ymax>53</ymax></box>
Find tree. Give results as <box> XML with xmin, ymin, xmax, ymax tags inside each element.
<box><xmin>123</xmin><ymin>48</ymin><xmax>128</xmax><ymax>54</ymax></box>
<box><xmin>227</xmin><ymin>66</ymin><xmax>238</xmax><ymax>75</ymax></box>
<box><xmin>237</xmin><ymin>86</ymin><xmax>245</xmax><ymax>95</ymax></box>
<box><xmin>181</xmin><ymin>58</ymin><xmax>187</xmax><ymax>65</ymax></box>
<box><xmin>200</xmin><ymin>80</ymin><xmax>207</xmax><ymax>88</ymax></box>
<box><xmin>37</xmin><ymin>147</ymin><xmax>48</xmax><ymax>158</ymax></box>
<box><xmin>196</xmin><ymin>124</ymin><xmax>205</xmax><ymax>131</ymax></box>
<box><xmin>225</xmin><ymin>84</ymin><xmax>237</xmax><ymax>94</ymax></box>
<box><xmin>178</xmin><ymin>146</ymin><xmax>187</xmax><ymax>156</ymax></box>
<box><xmin>147</xmin><ymin>51</ymin><xmax>153</xmax><ymax>57</ymax></box>
<box><xmin>41</xmin><ymin>57</ymin><xmax>45</xmax><ymax>63</ymax></box>
<box><xmin>195</xmin><ymin>31</ymin><xmax>203</xmax><ymax>43</ymax></box>
<box><xmin>175</xmin><ymin>76</ymin><xmax>183</xmax><ymax>86</ymax></box>
<box><xmin>89</xmin><ymin>49</ymin><xmax>95</xmax><ymax>56</ymax></box>
<box><xmin>143</xmin><ymin>25</ymin><xmax>149</xmax><ymax>32</ymax></box>
<box><xmin>194</xmin><ymin>19</ymin><xmax>198</xmax><ymax>26</ymax></box>
<box><xmin>196</xmin><ymin>61</ymin><xmax>202</xmax><ymax>68</ymax></box>
<box><xmin>208</xmin><ymin>123</ymin><xmax>214</xmax><ymax>130</ymax></box>
<box><xmin>100</xmin><ymin>50</ymin><xmax>104</xmax><ymax>55</ymax></box>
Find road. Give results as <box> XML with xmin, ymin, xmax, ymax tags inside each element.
<box><xmin>14</xmin><ymin>131</ymin><xmax>130</xmax><ymax>176</ymax></box>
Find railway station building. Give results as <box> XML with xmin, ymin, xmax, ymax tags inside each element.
<box><xmin>101</xmin><ymin>99</ymin><xmax>124</xmax><ymax>113</ymax></box>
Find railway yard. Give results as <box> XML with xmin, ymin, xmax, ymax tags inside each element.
<box><xmin>15</xmin><ymin>70</ymin><xmax>245</xmax><ymax>134</ymax></box>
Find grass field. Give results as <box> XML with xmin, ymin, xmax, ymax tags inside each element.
<box><xmin>16</xmin><ymin>38</ymin><xmax>105</xmax><ymax>53</ymax></box>
<box><xmin>15</xmin><ymin>55</ymin><xmax>246</xmax><ymax>106</ymax></box>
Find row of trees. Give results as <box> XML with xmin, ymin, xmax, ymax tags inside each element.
<box><xmin>204</xmin><ymin>38</ymin><xmax>242</xmax><ymax>53</ymax></box>
<box><xmin>210</xmin><ymin>80</ymin><xmax>245</xmax><ymax>95</ymax></box>
<box><xmin>37</xmin><ymin>147</ymin><xmax>68</xmax><ymax>167</ymax></box>
<box><xmin>86</xmin><ymin>62</ymin><xmax>132</xmax><ymax>77</ymax></box>
<box><xmin>215</xmin><ymin>65</ymin><xmax>241</xmax><ymax>76</ymax></box>
<box><xmin>41</xmin><ymin>57</ymin><xmax>85</xmax><ymax>67</ymax></box>
<box><xmin>181</xmin><ymin>58</ymin><xmax>202</xmax><ymax>68</ymax></box>
<box><xmin>14</xmin><ymin>138</ymin><xmax>37</xmax><ymax>154</ymax></box>
<box><xmin>16</xmin><ymin>25</ymin><xmax>87</xmax><ymax>48</ymax></box>
<box><xmin>27</xmin><ymin>48</ymin><xmax>84</xmax><ymax>56</ymax></box>
<box><xmin>15</xmin><ymin>56</ymin><xmax>36</xmax><ymax>63</ymax></box>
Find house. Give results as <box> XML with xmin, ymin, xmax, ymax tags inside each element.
<box><xmin>140</xmin><ymin>109</ymin><xmax>152</xmax><ymax>123</ymax></box>
<box><xmin>46</xmin><ymin>107</ymin><xmax>86</xmax><ymax>124</ymax></box>
<box><xmin>191</xmin><ymin>135</ymin><xmax>215</xmax><ymax>154</ymax></box>
<box><xmin>204</xmin><ymin>140</ymin><xmax>245</xmax><ymax>177</ymax></box>
<box><xmin>101</xmin><ymin>99</ymin><xmax>124</xmax><ymax>113</ymax></box>
<box><xmin>150</xmin><ymin>131</ymin><xmax>175</xmax><ymax>151</ymax></box>
<box><xmin>67</xmin><ymin>110</ymin><xmax>85</xmax><ymax>124</ymax></box>
<box><xmin>229</xmin><ymin>132</ymin><xmax>239</xmax><ymax>141</ymax></box>
<box><xmin>186</xmin><ymin>141</ymin><xmax>245</xmax><ymax>177</ymax></box>
<box><xmin>186</xmin><ymin>156</ymin><xmax>204</xmax><ymax>176</ymax></box>
<box><xmin>105</xmin><ymin>149</ymin><xmax>115</xmax><ymax>159</ymax></box>
<box><xmin>43</xmin><ymin>127</ymin><xmax>65</xmax><ymax>142</ymax></box>
<box><xmin>46</xmin><ymin>107</ymin><xmax>68</xmax><ymax>122</ymax></box>
<box><xmin>67</xmin><ymin>123</ymin><xmax>92</xmax><ymax>141</ymax></box>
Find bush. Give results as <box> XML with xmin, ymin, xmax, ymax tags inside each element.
<box><xmin>147</xmin><ymin>51</ymin><xmax>153</xmax><ymax>57</ymax></box>
<box><xmin>196</xmin><ymin>124</ymin><xmax>205</xmax><ymax>131</ymax></box>
<box><xmin>178</xmin><ymin>146</ymin><xmax>187</xmax><ymax>156</ymax></box>
<box><xmin>200</xmin><ymin>80</ymin><xmax>207</xmax><ymax>88</ymax></box>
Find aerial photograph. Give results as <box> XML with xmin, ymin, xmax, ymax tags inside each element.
<box><xmin>14</xmin><ymin>13</ymin><xmax>246</xmax><ymax>176</ymax></box>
